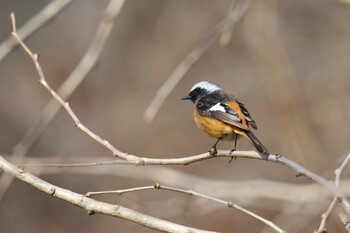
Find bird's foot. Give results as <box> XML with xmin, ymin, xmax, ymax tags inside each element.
<box><xmin>208</xmin><ymin>147</ymin><xmax>217</xmax><ymax>156</ymax></box>
<box><xmin>228</xmin><ymin>148</ymin><xmax>236</xmax><ymax>163</ymax></box>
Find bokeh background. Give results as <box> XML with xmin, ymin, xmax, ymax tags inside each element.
<box><xmin>0</xmin><ymin>0</ymin><xmax>350</xmax><ymax>232</ymax></box>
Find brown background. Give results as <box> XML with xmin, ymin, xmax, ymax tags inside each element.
<box><xmin>0</xmin><ymin>0</ymin><xmax>350</xmax><ymax>232</ymax></box>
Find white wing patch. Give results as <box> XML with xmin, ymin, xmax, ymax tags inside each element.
<box><xmin>209</xmin><ymin>103</ymin><xmax>226</xmax><ymax>112</ymax></box>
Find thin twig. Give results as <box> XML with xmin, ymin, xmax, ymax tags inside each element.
<box><xmin>0</xmin><ymin>0</ymin><xmax>74</xmax><ymax>64</ymax></box>
<box><xmin>339</xmin><ymin>213</ymin><xmax>350</xmax><ymax>233</ymax></box>
<box><xmin>335</xmin><ymin>154</ymin><xmax>350</xmax><ymax>186</ymax></box>
<box><xmin>143</xmin><ymin>0</ymin><xmax>252</xmax><ymax>122</ymax></box>
<box><xmin>0</xmin><ymin>156</ymin><xmax>215</xmax><ymax>233</ymax></box>
<box><xmin>86</xmin><ymin>186</ymin><xmax>155</xmax><ymax>197</ymax></box>
<box><xmin>10</xmin><ymin>9</ymin><xmax>127</xmax><ymax>159</ymax></box>
<box><xmin>19</xmin><ymin>159</ymin><xmax>130</xmax><ymax>167</ymax></box>
<box><xmin>86</xmin><ymin>183</ymin><xmax>286</xmax><ymax>233</ymax></box>
<box><xmin>316</xmin><ymin>153</ymin><xmax>350</xmax><ymax>233</ymax></box>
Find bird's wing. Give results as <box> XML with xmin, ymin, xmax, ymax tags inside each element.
<box><xmin>237</xmin><ymin>100</ymin><xmax>257</xmax><ymax>130</ymax></box>
<box><xmin>198</xmin><ymin>102</ymin><xmax>247</xmax><ymax>130</ymax></box>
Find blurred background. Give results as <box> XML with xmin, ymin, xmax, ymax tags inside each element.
<box><xmin>0</xmin><ymin>0</ymin><xmax>350</xmax><ymax>232</ymax></box>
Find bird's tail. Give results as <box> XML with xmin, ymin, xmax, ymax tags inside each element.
<box><xmin>244</xmin><ymin>130</ymin><xmax>269</xmax><ymax>154</ymax></box>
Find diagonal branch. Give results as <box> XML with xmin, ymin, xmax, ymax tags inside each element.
<box><xmin>0</xmin><ymin>156</ymin><xmax>215</xmax><ymax>233</ymax></box>
<box><xmin>86</xmin><ymin>183</ymin><xmax>286</xmax><ymax>233</ymax></box>
<box><xmin>315</xmin><ymin>153</ymin><xmax>350</xmax><ymax>233</ymax></box>
<box><xmin>0</xmin><ymin>0</ymin><xmax>126</xmax><ymax>203</ymax></box>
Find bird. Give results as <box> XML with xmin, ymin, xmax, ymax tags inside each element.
<box><xmin>182</xmin><ymin>80</ymin><xmax>269</xmax><ymax>155</ymax></box>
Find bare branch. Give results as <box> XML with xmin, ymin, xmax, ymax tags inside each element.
<box><xmin>143</xmin><ymin>0</ymin><xmax>252</xmax><ymax>122</ymax></box>
<box><xmin>316</xmin><ymin>153</ymin><xmax>350</xmax><ymax>233</ymax></box>
<box><xmin>335</xmin><ymin>153</ymin><xmax>350</xmax><ymax>186</ymax></box>
<box><xmin>0</xmin><ymin>0</ymin><xmax>126</xmax><ymax>202</ymax></box>
<box><xmin>339</xmin><ymin>213</ymin><xmax>350</xmax><ymax>233</ymax></box>
<box><xmin>0</xmin><ymin>0</ymin><xmax>74</xmax><ymax>64</ymax></box>
<box><xmin>5</xmin><ymin>155</ymin><xmax>349</xmax><ymax>211</ymax></box>
<box><xmin>10</xmin><ymin>9</ymin><xmax>127</xmax><ymax>159</ymax></box>
<box><xmin>0</xmin><ymin>156</ymin><xmax>215</xmax><ymax>233</ymax></box>
<box><xmin>86</xmin><ymin>183</ymin><xmax>286</xmax><ymax>233</ymax></box>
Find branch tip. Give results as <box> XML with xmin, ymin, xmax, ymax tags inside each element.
<box><xmin>10</xmin><ymin>12</ymin><xmax>17</xmax><ymax>32</ymax></box>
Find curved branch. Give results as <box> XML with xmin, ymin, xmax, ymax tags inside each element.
<box><xmin>86</xmin><ymin>183</ymin><xmax>286</xmax><ymax>233</ymax></box>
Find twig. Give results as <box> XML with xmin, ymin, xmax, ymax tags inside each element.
<box><xmin>10</xmin><ymin>9</ymin><xmax>127</xmax><ymax>159</ymax></box>
<box><xmin>316</xmin><ymin>153</ymin><xmax>350</xmax><ymax>233</ymax></box>
<box><xmin>0</xmin><ymin>0</ymin><xmax>126</xmax><ymax>202</ymax></box>
<box><xmin>0</xmin><ymin>0</ymin><xmax>74</xmax><ymax>64</ymax></box>
<box><xmin>335</xmin><ymin>154</ymin><xmax>350</xmax><ymax>186</ymax></box>
<box><xmin>143</xmin><ymin>0</ymin><xmax>252</xmax><ymax>122</ymax></box>
<box><xmin>339</xmin><ymin>213</ymin><xmax>350</xmax><ymax>233</ymax></box>
<box><xmin>19</xmin><ymin>159</ymin><xmax>131</xmax><ymax>167</ymax></box>
<box><xmin>86</xmin><ymin>183</ymin><xmax>286</xmax><ymax>233</ymax></box>
<box><xmin>0</xmin><ymin>156</ymin><xmax>215</xmax><ymax>233</ymax></box>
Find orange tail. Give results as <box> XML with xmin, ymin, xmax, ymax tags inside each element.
<box><xmin>244</xmin><ymin>130</ymin><xmax>269</xmax><ymax>154</ymax></box>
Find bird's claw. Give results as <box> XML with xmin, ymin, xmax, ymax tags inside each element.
<box><xmin>229</xmin><ymin>148</ymin><xmax>236</xmax><ymax>155</ymax></box>
<box><xmin>208</xmin><ymin>147</ymin><xmax>217</xmax><ymax>156</ymax></box>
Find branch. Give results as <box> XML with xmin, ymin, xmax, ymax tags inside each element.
<box><xmin>0</xmin><ymin>0</ymin><xmax>126</xmax><ymax>202</ymax></box>
<box><xmin>86</xmin><ymin>183</ymin><xmax>286</xmax><ymax>233</ymax></box>
<box><xmin>316</xmin><ymin>153</ymin><xmax>350</xmax><ymax>233</ymax></box>
<box><xmin>339</xmin><ymin>213</ymin><xmax>350</xmax><ymax>233</ymax></box>
<box><xmin>0</xmin><ymin>156</ymin><xmax>214</xmax><ymax>233</ymax></box>
<box><xmin>143</xmin><ymin>0</ymin><xmax>252</xmax><ymax>122</ymax></box>
<box><xmin>0</xmin><ymin>0</ymin><xmax>74</xmax><ymax>64</ymax></box>
<box><xmin>4</xmin><ymin>155</ymin><xmax>349</xmax><ymax>210</ymax></box>
<box><xmin>10</xmin><ymin>9</ymin><xmax>127</xmax><ymax>159</ymax></box>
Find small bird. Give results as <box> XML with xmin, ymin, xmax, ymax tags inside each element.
<box><xmin>182</xmin><ymin>81</ymin><xmax>269</xmax><ymax>155</ymax></box>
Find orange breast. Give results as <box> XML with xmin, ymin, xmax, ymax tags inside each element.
<box><xmin>194</xmin><ymin>109</ymin><xmax>235</xmax><ymax>140</ymax></box>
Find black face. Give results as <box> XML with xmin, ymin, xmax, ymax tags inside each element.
<box><xmin>181</xmin><ymin>87</ymin><xmax>207</xmax><ymax>103</ymax></box>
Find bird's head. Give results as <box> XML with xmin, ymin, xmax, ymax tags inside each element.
<box><xmin>181</xmin><ymin>81</ymin><xmax>222</xmax><ymax>103</ymax></box>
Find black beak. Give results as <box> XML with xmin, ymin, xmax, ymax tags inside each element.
<box><xmin>181</xmin><ymin>95</ymin><xmax>191</xmax><ymax>100</ymax></box>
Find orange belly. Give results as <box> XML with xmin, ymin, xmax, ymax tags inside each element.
<box><xmin>194</xmin><ymin>110</ymin><xmax>238</xmax><ymax>140</ymax></box>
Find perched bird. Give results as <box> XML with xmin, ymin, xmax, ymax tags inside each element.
<box><xmin>182</xmin><ymin>81</ymin><xmax>269</xmax><ymax>155</ymax></box>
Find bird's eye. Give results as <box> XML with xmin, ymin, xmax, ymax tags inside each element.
<box><xmin>194</xmin><ymin>87</ymin><xmax>201</xmax><ymax>93</ymax></box>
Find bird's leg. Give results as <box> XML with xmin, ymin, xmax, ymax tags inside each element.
<box><xmin>208</xmin><ymin>137</ymin><xmax>222</xmax><ymax>156</ymax></box>
<box><xmin>228</xmin><ymin>136</ymin><xmax>238</xmax><ymax>163</ymax></box>
<box><xmin>230</xmin><ymin>135</ymin><xmax>238</xmax><ymax>154</ymax></box>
